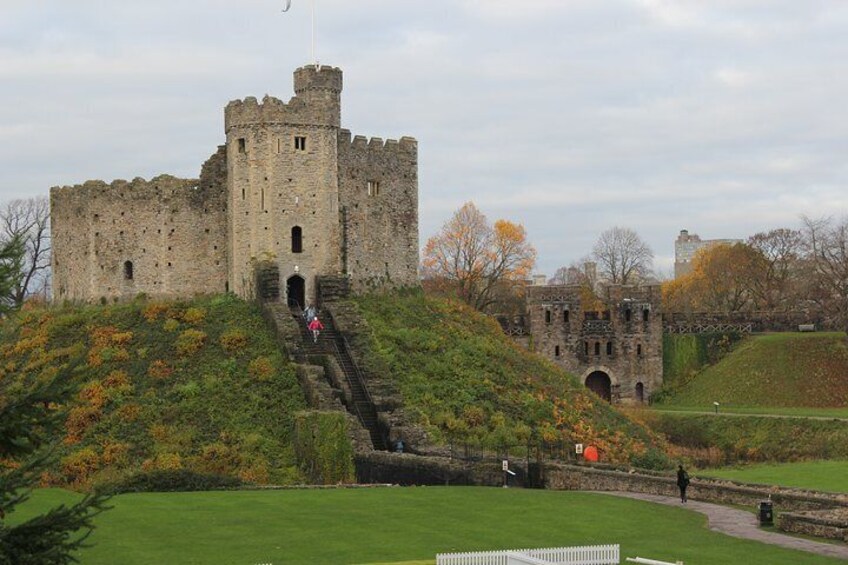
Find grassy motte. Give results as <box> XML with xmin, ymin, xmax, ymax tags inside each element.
<box><xmin>658</xmin><ymin>332</ymin><xmax>848</xmax><ymax>408</ymax></box>
<box><xmin>346</xmin><ymin>291</ymin><xmax>667</xmax><ymax>467</ymax></box>
<box><xmin>0</xmin><ymin>295</ymin><xmax>308</xmax><ymax>489</ymax></box>
<box><xmin>11</xmin><ymin>487</ymin><xmax>844</xmax><ymax>564</ymax></box>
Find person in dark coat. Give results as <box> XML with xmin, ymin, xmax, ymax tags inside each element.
<box><xmin>676</xmin><ymin>465</ymin><xmax>690</xmax><ymax>503</ymax></box>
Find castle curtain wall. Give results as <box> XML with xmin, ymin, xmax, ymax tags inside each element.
<box><xmin>337</xmin><ymin>130</ymin><xmax>419</xmax><ymax>293</ymax></box>
<box><xmin>50</xmin><ymin>149</ymin><xmax>228</xmax><ymax>302</ymax></box>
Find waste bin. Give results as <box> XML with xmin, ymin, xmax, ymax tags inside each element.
<box><xmin>758</xmin><ymin>500</ymin><xmax>774</xmax><ymax>526</ymax></box>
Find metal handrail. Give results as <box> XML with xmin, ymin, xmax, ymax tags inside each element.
<box><xmin>322</xmin><ymin>309</ymin><xmax>378</xmax><ymax>409</ymax></box>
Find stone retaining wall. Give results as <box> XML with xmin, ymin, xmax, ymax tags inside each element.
<box><xmin>778</xmin><ymin>509</ymin><xmax>848</xmax><ymax>542</ymax></box>
<box><xmin>544</xmin><ymin>462</ymin><xmax>848</xmax><ymax>512</ymax></box>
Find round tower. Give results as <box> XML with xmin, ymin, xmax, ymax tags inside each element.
<box><xmin>224</xmin><ymin>65</ymin><xmax>344</xmax><ymax>305</ymax></box>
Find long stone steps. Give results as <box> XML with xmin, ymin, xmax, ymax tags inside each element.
<box><xmin>295</xmin><ymin>309</ymin><xmax>388</xmax><ymax>451</ymax></box>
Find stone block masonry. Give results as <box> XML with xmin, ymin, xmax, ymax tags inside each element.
<box><xmin>51</xmin><ymin>65</ymin><xmax>419</xmax><ymax>304</ymax></box>
<box><xmin>525</xmin><ymin>283</ymin><xmax>663</xmax><ymax>405</ymax></box>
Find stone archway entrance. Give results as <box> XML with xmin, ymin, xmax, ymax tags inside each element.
<box><xmin>635</xmin><ymin>382</ymin><xmax>645</xmax><ymax>404</ymax></box>
<box><xmin>585</xmin><ymin>371</ymin><xmax>612</xmax><ymax>402</ymax></box>
<box><xmin>286</xmin><ymin>275</ymin><xmax>305</xmax><ymax>309</ymax></box>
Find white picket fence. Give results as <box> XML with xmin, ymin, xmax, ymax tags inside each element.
<box><xmin>436</xmin><ymin>544</ymin><xmax>620</xmax><ymax>565</ymax></box>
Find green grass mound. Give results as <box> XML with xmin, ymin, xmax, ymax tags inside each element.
<box><xmin>12</xmin><ymin>487</ymin><xmax>843</xmax><ymax>564</ymax></box>
<box><xmin>658</xmin><ymin>332</ymin><xmax>848</xmax><ymax>408</ymax></box>
<box><xmin>347</xmin><ymin>292</ymin><xmax>666</xmax><ymax>467</ymax></box>
<box><xmin>0</xmin><ymin>295</ymin><xmax>308</xmax><ymax>489</ymax></box>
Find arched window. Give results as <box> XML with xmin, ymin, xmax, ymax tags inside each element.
<box><xmin>563</xmin><ymin>310</ymin><xmax>569</xmax><ymax>323</ymax></box>
<box><xmin>555</xmin><ymin>345</ymin><xmax>560</xmax><ymax>357</ymax></box>
<box><xmin>123</xmin><ymin>261</ymin><xmax>134</xmax><ymax>281</ymax></box>
<box><xmin>291</xmin><ymin>226</ymin><xmax>303</xmax><ymax>253</ymax></box>
<box><xmin>594</xmin><ymin>342</ymin><xmax>600</xmax><ymax>356</ymax></box>
<box><xmin>625</xmin><ymin>309</ymin><xmax>632</xmax><ymax>322</ymax></box>
<box><xmin>637</xmin><ymin>343</ymin><xmax>643</xmax><ymax>356</ymax></box>
<box><xmin>584</xmin><ymin>341</ymin><xmax>589</xmax><ymax>356</ymax></box>
<box><xmin>545</xmin><ymin>309</ymin><xmax>551</xmax><ymax>324</ymax></box>
<box><xmin>606</xmin><ymin>341</ymin><xmax>613</xmax><ymax>355</ymax></box>
<box><xmin>643</xmin><ymin>308</ymin><xmax>650</xmax><ymax>322</ymax></box>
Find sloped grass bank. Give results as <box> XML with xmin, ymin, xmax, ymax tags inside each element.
<box><xmin>347</xmin><ymin>292</ymin><xmax>667</xmax><ymax>467</ymax></box>
<box><xmin>0</xmin><ymin>295</ymin><xmax>308</xmax><ymax>488</ymax></box>
<box><xmin>639</xmin><ymin>411</ymin><xmax>848</xmax><ymax>466</ymax></box>
<box><xmin>658</xmin><ymin>332</ymin><xmax>848</xmax><ymax>408</ymax></box>
<box><xmin>701</xmin><ymin>460</ymin><xmax>848</xmax><ymax>493</ymax></box>
<box><xmin>12</xmin><ymin>487</ymin><xmax>844</xmax><ymax>565</ymax></box>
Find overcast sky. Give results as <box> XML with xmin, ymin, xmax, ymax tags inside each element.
<box><xmin>2</xmin><ymin>1</ymin><xmax>846</xmax><ymax>276</ymax></box>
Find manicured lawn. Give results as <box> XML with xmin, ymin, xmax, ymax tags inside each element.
<box><xmin>700</xmin><ymin>460</ymin><xmax>848</xmax><ymax>493</ymax></box>
<box><xmin>11</xmin><ymin>487</ymin><xmax>845</xmax><ymax>564</ymax></box>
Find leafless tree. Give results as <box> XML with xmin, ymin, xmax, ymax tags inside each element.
<box><xmin>800</xmin><ymin>216</ymin><xmax>848</xmax><ymax>334</ymax></box>
<box><xmin>0</xmin><ymin>196</ymin><xmax>51</xmax><ymax>307</ymax></box>
<box><xmin>746</xmin><ymin>228</ymin><xmax>803</xmax><ymax>310</ymax></box>
<box><xmin>591</xmin><ymin>227</ymin><xmax>653</xmax><ymax>285</ymax></box>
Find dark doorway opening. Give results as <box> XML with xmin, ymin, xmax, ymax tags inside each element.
<box><xmin>585</xmin><ymin>371</ymin><xmax>612</xmax><ymax>402</ymax></box>
<box><xmin>635</xmin><ymin>382</ymin><xmax>644</xmax><ymax>404</ymax></box>
<box><xmin>286</xmin><ymin>275</ymin><xmax>306</xmax><ymax>309</ymax></box>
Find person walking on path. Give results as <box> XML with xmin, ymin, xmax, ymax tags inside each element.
<box><xmin>677</xmin><ymin>465</ymin><xmax>690</xmax><ymax>503</ymax></box>
<box><xmin>307</xmin><ymin>316</ymin><xmax>324</xmax><ymax>343</ymax></box>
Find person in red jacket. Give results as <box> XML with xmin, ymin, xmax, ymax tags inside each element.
<box><xmin>307</xmin><ymin>316</ymin><xmax>324</xmax><ymax>343</ymax></box>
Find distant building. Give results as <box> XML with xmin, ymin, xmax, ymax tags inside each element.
<box><xmin>674</xmin><ymin>230</ymin><xmax>742</xmax><ymax>278</ymax></box>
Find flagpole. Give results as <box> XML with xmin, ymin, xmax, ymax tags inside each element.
<box><xmin>311</xmin><ymin>0</ymin><xmax>317</xmax><ymax>66</ymax></box>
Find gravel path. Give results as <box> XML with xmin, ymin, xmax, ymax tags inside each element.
<box><xmin>595</xmin><ymin>491</ymin><xmax>848</xmax><ymax>560</ymax></box>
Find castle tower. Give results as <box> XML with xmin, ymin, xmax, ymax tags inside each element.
<box><xmin>224</xmin><ymin>65</ymin><xmax>344</xmax><ymax>305</ymax></box>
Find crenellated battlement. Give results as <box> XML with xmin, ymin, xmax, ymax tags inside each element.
<box><xmin>51</xmin><ymin>175</ymin><xmax>200</xmax><ymax>199</ymax></box>
<box><xmin>225</xmin><ymin>66</ymin><xmax>343</xmax><ymax>132</ymax></box>
<box><xmin>339</xmin><ymin>129</ymin><xmax>417</xmax><ymax>155</ymax></box>
<box><xmin>293</xmin><ymin>65</ymin><xmax>343</xmax><ymax>94</ymax></box>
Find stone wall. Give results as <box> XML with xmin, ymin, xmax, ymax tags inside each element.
<box><xmin>50</xmin><ymin>147</ymin><xmax>228</xmax><ymax>302</ymax></box>
<box><xmin>778</xmin><ymin>509</ymin><xmax>848</xmax><ymax>541</ymax></box>
<box><xmin>338</xmin><ymin>131</ymin><xmax>419</xmax><ymax>293</ymax></box>
<box><xmin>526</xmin><ymin>284</ymin><xmax>663</xmax><ymax>404</ymax></box>
<box><xmin>544</xmin><ymin>463</ymin><xmax>848</xmax><ymax>512</ymax></box>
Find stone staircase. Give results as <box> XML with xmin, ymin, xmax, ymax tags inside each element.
<box><xmin>294</xmin><ymin>308</ymin><xmax>388</xmax><ymax>451</ymax></box>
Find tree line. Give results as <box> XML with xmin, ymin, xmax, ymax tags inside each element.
<box><xmin>422</xmin><ymin>202</ymin><xmax>847</xmax><ymax>333</ymax></box>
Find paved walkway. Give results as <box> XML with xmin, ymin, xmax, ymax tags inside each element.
<box><xmin>595</xmin><ymin>491</ymin><xmax>848</xmax><ymax>560</ymax></box>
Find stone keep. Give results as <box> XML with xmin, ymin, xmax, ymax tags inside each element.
<box><xmin>50</xmin><ymin>65</ymin><xmax>419</xmax><ymax>305</ymax></box>
<box><xmin>526</xmin><ymin>283</ymin><xmax>663</xmax><ymax>404</ymax></box>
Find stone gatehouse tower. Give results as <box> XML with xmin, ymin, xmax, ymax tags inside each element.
<box><xmin>50</xmin><ymin>65</ymin><xmax>419</xmax><ymax>305</ymax></box>
<box><xmin>526</xmin><ymin>284</ymin><xmax>663</xmax><ymax>404</ymax></box>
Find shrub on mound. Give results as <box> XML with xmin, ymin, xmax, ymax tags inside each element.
<box><xmin>0</xmin><ymin>294</ymin><xmax>308</xmax><ymax>490</ymax></box>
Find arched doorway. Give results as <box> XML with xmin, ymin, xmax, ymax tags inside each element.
<box><xmin>286</xmin><ymin>275</ymin><xmax>305</xmax><ymax>310</ymax></box>
<box><xmin>585</xmin><ymin>371</ymin><xmax>612</xmax><ymax>402</ymax></box>
<box><xmin>635</xmin><ymin>382</ymin><xmax>644</xmax><ymax>404</ymax></box>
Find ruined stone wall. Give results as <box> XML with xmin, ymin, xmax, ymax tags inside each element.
<box><xmin>338</xmin><ymin>130</ymin><xmax>418</xmax><ymax>293</ymax></box>
<box><xmin>526</xmin><ymin>284</ymin><xmax>663</xmax><ymax>404</ymax></box>
<box><xmin>50</xmin><ymin>147</ymin><xmax>228</xmax><ymax>302</ymax></box>
<box><xmin>225</xmin><ymin>65</ymin><xmax>344</xmax><ymax>304</ymax></box>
